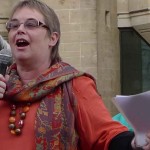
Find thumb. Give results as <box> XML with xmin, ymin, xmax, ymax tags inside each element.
<box><xmin>5</xmin><ymin>74</ymin><xmax>10</xmax><ymax>82</ymax></box>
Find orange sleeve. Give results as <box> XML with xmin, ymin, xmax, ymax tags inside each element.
<box><xmin>72</xmin><ymin>76</ymin><xmax>128</xmax><ymax>150</ymax></box>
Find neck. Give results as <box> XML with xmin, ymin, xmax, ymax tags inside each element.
<box><xmin>16</xmin><ymin>62</ymin><xmax>51</xmax><ymax>84</ymax></box>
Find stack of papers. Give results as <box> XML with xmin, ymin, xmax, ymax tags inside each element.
<box><xmin>113</xmin><ymin>91</ymin><xmax>150</xmax><ymax>147</ymax></box>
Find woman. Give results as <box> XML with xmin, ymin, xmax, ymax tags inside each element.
<box><xmin>0</xmin><ymin>0</ymin><xmax>149</xmax><ymax>150</ymax></box>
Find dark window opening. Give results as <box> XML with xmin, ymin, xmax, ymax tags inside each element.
<box><xmin>120</xmin><ymin>28</ymin><xmax>150</xmax><ymax>95</ymax></box>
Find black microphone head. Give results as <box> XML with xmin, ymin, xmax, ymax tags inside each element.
<box><xmin>0</xmin><ymin>35</ymin><xmax>11</xmax><ymax>51</ymax></box>
<box><xmin>0</xmin><ymin>49</ymin><xmax>12</xmax><ymax>75</ymax></box>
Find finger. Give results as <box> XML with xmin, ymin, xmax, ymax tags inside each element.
<box><xmin>0</xmin><ymin>93</ymin><xmax>4</xmax><ymax>99</ymax></box>
<box><xmin>0</xmin><ymin>81</ymin><xmax>7</xmax><ymax>99</ymax></box>
<box><xmin>0</xmin><ymin>81</ymin><xmax>6</xmax><ymax>89</ymax></box>
<box><xmin>142</xmin><ymin>138</ymin><xmax>150</xmax><ymax>150</ymax></box>
<box><xmin>146</xmin><ymin>132</ymin><xmax>150</xmax><ymax>139</ymax></box>
<box><xmin>0</xmin><ymin>74</ymin><xmax>6</xmax><ymax>82</ymax></box>
<box><xmin>143</xmin><ymin>144</ymin><xmax>150</xmax><ymax>150</ymax></box>
<box><xmin>0</xmin><ymin>88</ymin><xmax>5</xmax><ymax>94</ymax></box>
<box><xmin>5</xmin><ymin>74</ymin><xmax>10</xmax><ymax>82</ymax></box>
<box><xmin>131</xmin><ymin>138</ymin><xmax>136</xmax><ymax>149</ymax></box>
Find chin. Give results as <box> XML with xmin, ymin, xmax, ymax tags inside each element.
<box><xmin>15</xmin><ymin>55</ymin><xmax>30</xmax><ymax>62</ymax></box>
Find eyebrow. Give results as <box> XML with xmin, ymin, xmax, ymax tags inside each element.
<box><xmin>10</xmin><ymin>18</ymin><xmax>18</xmax><ymax>21</ymax></box>
<box><xmin>10</xmin><ymin>18</ymin><xmax>37</xmax><ymax>21</ymax></box>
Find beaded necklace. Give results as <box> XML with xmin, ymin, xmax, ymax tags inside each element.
<box><xmin>8</xmin><ymin>102</ymin><xmax>31</xmax><ymax>135</ymax></box>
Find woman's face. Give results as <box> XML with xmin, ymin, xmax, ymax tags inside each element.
<box><xmin>8</xmin><ymin>7</ymin><xmax>52</xmax><ymax>66</ymax></box>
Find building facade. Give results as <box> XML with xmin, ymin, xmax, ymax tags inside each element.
<box><xmin>1</xmin><ymin>0</ymin><xmax>148</xmax><ymax>115</ymax></box>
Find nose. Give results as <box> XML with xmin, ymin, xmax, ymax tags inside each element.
<box><xmin>16</xmin><ymin>23</ymin><xmax>26</xmax><ymax>34</ymax></box>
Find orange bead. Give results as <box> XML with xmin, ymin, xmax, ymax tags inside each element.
<box><xmin>10</xmin><ymin>130</ymin><xmax>16</xmax><ymax>135</ymax></box>
<box><xmin>8</xmin><ymin>103</ymin><xmax>32</xmax><ymax>136</ymax></box>
<box><xmin>9</xmin><ymin>117</ymin><xmax>16</xmax><ymax>123</ymax></box>
<box><xmin>23</xmin><ymin>106</ymin><xmax>30</xmax><ymax>112</ymax></box>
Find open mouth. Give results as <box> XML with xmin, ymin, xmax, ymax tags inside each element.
<box><xmin>16</xmin><ymin>39</ymin><xmax>29</xmax><ymax>47</ymax></box>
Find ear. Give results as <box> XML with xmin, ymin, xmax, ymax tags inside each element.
<box><xmin>48</xmin><ymin>32</ymin><xmax>59</xmax><ymax>47</ymax></box>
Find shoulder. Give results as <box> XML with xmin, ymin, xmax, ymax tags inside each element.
<box><xmin>72</xmin><ymin>75</ymin><xmax>97</xmax><ymax>94</ymax></box>
<box><xmin>72</xmin><ymin>75</ymin><xmax>102</xmax><ymax>106</ymax></box>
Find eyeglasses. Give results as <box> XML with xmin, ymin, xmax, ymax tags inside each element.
<box><xmin>6</xmin><ymin>18</ymin><xmax>49</xmax><ymax>31</ymax></box>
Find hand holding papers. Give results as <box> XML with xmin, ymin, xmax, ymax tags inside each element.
<box><xmin>112</xmin><ymin>91</ymin><xmax>150</xmax><ymax>147</ymax></box>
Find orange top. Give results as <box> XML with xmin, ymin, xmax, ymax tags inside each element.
<box><xmin>0</xmin><ymin>76</ymin><xmax>127</xmax><ymax>150</ymax></box>
<box><xmin>73</xmin><ymin>76</ymin><xmax>128</xmax><ymax>150</ymax></box>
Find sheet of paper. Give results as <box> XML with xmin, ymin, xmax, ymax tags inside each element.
<box><xmin>112</xmin><ymin>91</ymin><xmax>150</xmax><ymax>146</ymax></box>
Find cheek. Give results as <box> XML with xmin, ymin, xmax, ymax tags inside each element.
<box><xmin>8</xmin><ymin>32</ymin><xmax>15</xmax><ymax>45</ymax></box>
<box><xmin>33</xmin><ymin>30</ymin><xmax>50</xmax><ymax>41</ymax></box>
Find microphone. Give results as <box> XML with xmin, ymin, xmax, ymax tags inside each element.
<box><xmin>0</xmin><ymin>49</ymin><xmax>12</xmax><ymax>76</ymax></box>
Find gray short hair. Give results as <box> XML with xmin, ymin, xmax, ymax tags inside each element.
<box><xmin>9</xmin><ymin>0</ymin><xmax>61</xmax><ymax>65</ymax></box>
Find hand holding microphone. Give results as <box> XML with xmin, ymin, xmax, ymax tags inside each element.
<box><xmin>0</xmin><ymin>49</ymin><xmax>12</xmax><ymax>99</ymax></box>
<box><xmin>0</xmin><ymin>74</ymin><xmax>7</xmax><ymax>99</ymax></box>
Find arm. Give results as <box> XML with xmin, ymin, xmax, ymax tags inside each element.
<box><xmin>109</xmin><ymin>131</ymin><xmax>134</xmax><ymax>150</ymax></box>
<box><xmin>72</xmin><ymin>76</ymin><xmax>130</xmax><ymax>150</ymax></box>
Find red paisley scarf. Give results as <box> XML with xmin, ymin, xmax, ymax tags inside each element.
<box><xmin>4</xmin><ymin>62</ymin><xmax>85</xmax><ymax>150</ymax></box>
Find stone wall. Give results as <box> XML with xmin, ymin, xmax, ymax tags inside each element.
<box><xmin>48</xmin><ymin>0</ymin><xmax>97</xmax><ymax>78</ymax></box>
<box><xmin>97</xmin><ymin>0</ymin><xmax>119</xmax><ymax>115</ymax></box>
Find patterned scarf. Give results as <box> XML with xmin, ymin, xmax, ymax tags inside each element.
<box><xmin>5</xmin><ymin>62</ymin><xmax>85</xmax><ymax>150</ymax></box>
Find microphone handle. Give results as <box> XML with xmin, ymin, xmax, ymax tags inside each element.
<box><xmin>0</xmin><ymin>63</ymin><xmax>8</xmax><ymax>76</ymax></box>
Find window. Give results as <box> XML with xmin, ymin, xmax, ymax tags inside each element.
<box><xmin>120</xmin><ymin>28</ymin><xmax>150</xmax><ymax>95</ymax></box>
